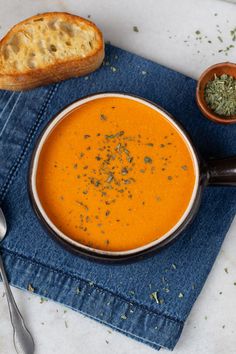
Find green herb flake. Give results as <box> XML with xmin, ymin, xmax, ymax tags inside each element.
<box><xmin>106</xmin><ymin>173</ymin><xmax>114</xmax><ymax>183</ymax></box>
<box><xmin>64</xmin><ymin>320</ymin><xmax>68</xmax><ymax>329</ymax></box>
<box><xmin>28</xmin><ymin>284</ymin><xmax>34</xmax><ymax>292</ymax></box>
<box><xmin>121</xmin><ymin>314</ymin><xmax>127</xmax><ymax>320</ymax></box>
<box><xmin>144</xmin><ymin>156</ymin><xmax>152</xmax><ymax>164</ymax></box>
<box><xmin>172</xmin><ymin>263</ymin><xmax>177</xmax><ymax>270</ymax></box>
<box><xmin>146</xmin><ymin>143</ymin><xmax>154</xmax><ymax>147</ymax></box>
<box><xmin>217</xmin><ymin>36</ymin><xmax>223</xmax><ymax>43</ymax></box>
<box><xmin>150</xmin><ymin>291</ymin><xmax>160</xmax><ymax>304</ymax></box>
<box><xmin>121</xmin><ymin>167</ymin><xmax>128</xmax><ymax>175</ymax></box>
<box><xmin>224</xmin><ymin>267</ymin><xmax>228</xmax><ymax>274</ymax></box>
<box><xmin>195</xmin><ymin>30</ymin><xmax>201</xmax><ymax>35</ymax></box>
<box><xmin>105</xmin><ymin>131</ymin><xmax>124</xmax><ymax>139</ymax></box>
<box><xmin>133</xmin><ymin>26</ymin><xmax>139</xmax><ymax>33</ymax></box>
<box><xmin>111</xmin><ymin>66</ymin><xmax>117</xmax><ymax>72</ymax></box>
<box><xmin>100</xmin><ymin>114</ymin><xmax>107</xmax><ymax>121</ymax></box>
<box><xmin>230</xmin><ymin>27</ymin><xmax>236</xmax><ymax>41</ymax></box>
<box><xmin>181</xmin><ymin>165</ymin><xmax>188</xmax><ymax>171</ymax></box>
<box><xmin>40</xmin><ymin>297</ymin><xmax>48</xmax><ymax>304</ymax></box>
<box><xmin>76</xmin><ymin>287</ymin><xmax>80</xmax><ymax>294</ymax></box>
<box><xmin>178</xmin><ymin>292</ymin><xmax>184</xmax><ymax>299</ymax></box>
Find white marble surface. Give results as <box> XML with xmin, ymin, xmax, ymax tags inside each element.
<box><xmin>0</xmin><ymin>0</ymin><xmax>236</xmax><ymax>353</ymax></box>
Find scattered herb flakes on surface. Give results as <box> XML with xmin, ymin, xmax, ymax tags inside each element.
<box><xmin>40</xmin><ymin>297</ymin><xmax>48</xmax><ymax>304</ymax></box>
<box><xmin>150</xmin><ymin>291</ymin><xmax>160</xmax><ymax>304</ymax></box>
<box><xmin>133</xmin><ymin>26</ymin><xmax>139</xmax><ymax>33</ymax></box>
<box><xmin>27</xmin><ymin>284</ymin><xmax>35</xmax><ymax>292</ymax></box>
<box><xmin>110</xmin><ymin>66</ymin><xmax>117</xmax><ymax>73</ymax></box>
<box><xmin>230</xmin><ymin>27</ymin><xmax>236</xmax><ymax>41</ymax></box>
<box><xmin>224</xmin><ymin>267</ymin><xmax>229</xmax><ymax>274</ymax></box>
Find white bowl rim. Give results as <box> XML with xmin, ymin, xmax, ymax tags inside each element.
<box><xmin>30</xmin><ymin>92</ymin><xmax>200</xmax><ymax>257</ymax></box>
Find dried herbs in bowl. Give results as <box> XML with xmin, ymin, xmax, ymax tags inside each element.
<box><xmin>204</xmin><ymin>74</ymin><xmax>236</xmax><ymax>117</ymax></box>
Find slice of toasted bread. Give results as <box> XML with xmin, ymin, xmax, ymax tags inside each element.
<box><xmin>0</xmin><ymin>12</ymin><xmax>104</xmax><ymax>91</ymax></box>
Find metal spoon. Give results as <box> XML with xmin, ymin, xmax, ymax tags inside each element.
<box><xmin>0</xmin><ymin>207</ymin><xmax>35</xmax><ymax>354</ymax></box>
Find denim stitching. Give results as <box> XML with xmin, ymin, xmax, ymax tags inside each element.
<box><xmin>0</xmin><ymin>90</ymin><xmax>8</xmax><ymax>102</ymax></box>
<box><xmin>71</xmin><ymin>310</ymin><xmax>167</xmax><ymax>349</ymax></box>
<box><xmin>0</xmin><ymin>91</ymin><xmax>16</xmax><ymax>121</ymax></box>
<box><xmin>0</xmin><ymin>92</ymin><xmax>22</xmax><ymax>137</ymax></box>
<box><xmin>0</xmin><ymin>84</ymin><xmax>60</xmax><ymax>203</ymax></box>
<box><xmin>2</xmin><ymin>246</ymin><xmax>183</xmax><ymax>325</ymax></box>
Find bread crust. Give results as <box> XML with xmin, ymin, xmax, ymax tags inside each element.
<box><xmin>0</xmin><ymin>12</ymin><xmax>104</xmax><ymax>91</ymax></box>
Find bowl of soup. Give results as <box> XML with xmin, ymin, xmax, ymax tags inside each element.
<box><xmin>29</xmin><ymin>93</ymin><xmax>236</xmax><ymax>260</ymax></box>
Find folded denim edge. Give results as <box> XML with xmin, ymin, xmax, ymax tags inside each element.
<box><xmin>1</xmin><ymin>248</ymin><xmax>183</xmax><ymax>351</ymax></box>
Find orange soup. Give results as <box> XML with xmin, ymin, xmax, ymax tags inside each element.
<box><xmin>36</xmin><ymin>96</ymin><xmax>196</xmax><ymax>251</ymax></box>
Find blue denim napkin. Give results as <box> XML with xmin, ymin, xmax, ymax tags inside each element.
<box><xmin>0</xmin><ymin>45</ymin><xmax>235</xmax><ymax>351</ymax></box>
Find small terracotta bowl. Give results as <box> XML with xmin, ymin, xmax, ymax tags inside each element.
<box><xmin>196</xmin><ymin>62</ymin><xmax>236</xmax><ymax>124</ymax></box>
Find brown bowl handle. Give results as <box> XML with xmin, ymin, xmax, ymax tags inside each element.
<box><xmin>207</xmin><ymin>156</ymin><xmax>236</xmax><ymax>186</ymax></box>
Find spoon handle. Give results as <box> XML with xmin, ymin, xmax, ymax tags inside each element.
<box><xmin>0</xmin><ymin>254</ymin><xmax>35</xmax><ymax>354</ymax></box>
